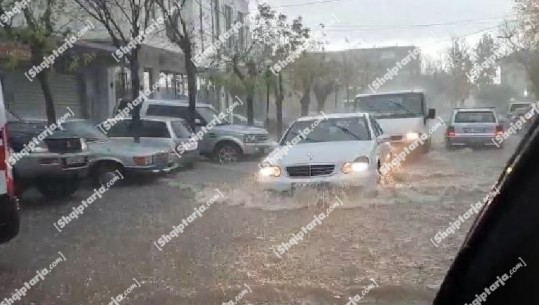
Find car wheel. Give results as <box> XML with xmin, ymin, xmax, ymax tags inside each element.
<box><xmin>36</xmin><ymin>177</ymin><xmax>79</xmax><ymax>200</ymax></box>
<box><xmin>92</xmin><ymin>162</ymin><xmax>123</xmax><ymax>187</ymax></box>
<box><xmin>214</xmin><ymin>142</ymin><xmax>242</xmax><ymax>164</ymax></box>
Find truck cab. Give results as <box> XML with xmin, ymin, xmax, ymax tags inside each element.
<box><xmin>354</xmin><ymin>90</ymin><xmax>436</xmax><ymax>153</ymax></box>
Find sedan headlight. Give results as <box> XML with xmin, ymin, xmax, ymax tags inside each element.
<box><xmin>405</xmin><ymin>132</ymin><xmax>420</xmax><ymax>141</ymax></box>
<box><xmin>133</xmin><ymin>156</ymin><xmax>153</xmax><ymax>166</ymax></box>
<box><xmin>259</xmin><ymin>164</ymin><xmax>281</xmax><ymax>177</ymax></box>
<box><xmin>244</xmin><ymin>134</ymin><xmax>258</xmax><ymax>143</ymax></box>
<box><xmin>342</xmin><ymin>156</ymin><xmax>369</xmax><ymax>174</ymax></box>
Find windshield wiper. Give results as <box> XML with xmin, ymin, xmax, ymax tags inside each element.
<box><xmin>385</xmin><ymin>100</ymin><xmax>414</xmax><ymax>114</ymax></box>
<box><xmin>287</xmin><ymin>130</ymin><xmax>320</xmax><ymax>143</ymax></box>
<box><xmin>331</xmin><ymin>125</ymin><xmax>362</xmax><ymax>140</ymax></box>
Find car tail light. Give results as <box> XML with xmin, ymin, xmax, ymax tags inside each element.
<box><xmin>495</xmin><ymin>125</ymin><xmax>504</xmax><ymax>136</ymax></box>
<box><xmin>447</xmin><ymin>126</ymin><xmax>455</xmax><ymax>137</ymax></box>
<box><xmin>0</xmin><ymin>126</ymin><xmax>15</xmax><ymax>198</ymax></box>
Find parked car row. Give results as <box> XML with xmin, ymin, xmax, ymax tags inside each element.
<box><xmin>3</xmin><ymin>98</ymin><xmax>277</xmax><ymax>201</ymax></box>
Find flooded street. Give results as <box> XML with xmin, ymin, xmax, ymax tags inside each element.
<box><xmin>0</xmin><ymin>135</ymin><xmax>519</xmax><ymax>305</ymax></box>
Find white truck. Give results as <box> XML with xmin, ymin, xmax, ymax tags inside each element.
<box><xmin>0</xmin><ymin>78</ymin><xmax>19</xmax><ymax>244</ymax></box>
<box><xmin>354</xmin><ymin>90</ymin><xmax>437</xmax><ymax>154</ymax></box>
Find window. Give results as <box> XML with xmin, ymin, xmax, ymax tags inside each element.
<box><xmin>137</xmin><ymin>121</ymin><xmax>170</xmax><ymax>138</ymax></box>
<box><xmin>146</xmin><ymin>105</ymin><xmax>191</xmax><ymax>119</ymax></box>
<box><xmin>171</xmin><ymin>120</ymin><xmax>193</xmax><ymax>138</ymax></box>
<box><xmin>454</xmin><ymin>111</ymin><xmax>496</xmax><ymax>123</ymax></box>
<box><xmin>143</xmin><ymin>69</ymin><xmax>153</xmax><ymax>97</ymax></box>
<box><xmin>370</xmin><ymin>118</ymin><xmax>383</xmax><ymax>137</ymax></box>
<box><xmin>281</xmin><ymin>117</ymin><xmax>371</xmax><ymax>145</ymax></box>
<box><xmin>107</xmin><ymin>120</ymin><xmax>132</xmax><ymax>137</ymax></box>
<box><xmin>373</xmin><ymin>119</ymin><xmax>384</xmax><ymax>136</ymax></box>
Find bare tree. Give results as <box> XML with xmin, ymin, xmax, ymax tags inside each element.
<box><xmin>446</xmin><ymin>37</ymin><xmax>474</xmax><ymax>106</ymax></box>
<box><xmin>155</xmin><ymin>0</ymin><xmax>198</xmax><ymax>127</ymax></box>
<box><xmin>74</xmin><ymin>0</ymin><xmax>156</xmax><ymax>132</ymax></box>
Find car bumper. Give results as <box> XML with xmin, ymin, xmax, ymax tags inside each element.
<box><xmin>243</xmin><ymin>141</ymin><xmax>277</xmax><ymax>155</ymax></box>
<box><xmin>124</xmin><ymin>162</ymin><xmax>180</xmax><ymax>174</ymax></box>
<box><xmin>170</xmin><ymin>150</ymin><xmax>199</xmax><ymax>166</ymax></box>
<box><xmin>13</xmin><ymin>152</ymin><xmax>91</xmax><ymax>179</ymax></box>
<box><xmin>446</xmin><ymin>135</ymin><xmax>497</xmax><ymax>146</ymax></box>
<box><xmin>257</xmin><ymin>170</ymin><xmax>377</xmax><ymax>192</ymax></box>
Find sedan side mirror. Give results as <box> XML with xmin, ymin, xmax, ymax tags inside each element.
<box><xmin>427</xmin><ymin>108</ymin><xmax>436</xmax><ymax>119</ymax></box>
<box><xmin>377</xmin><ymin>134</ymin><xmax>391</xmax><ymax>144</ymax></box>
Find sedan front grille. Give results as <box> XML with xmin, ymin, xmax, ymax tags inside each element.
<box><xmin>154</xmin><ymin>153</ymin><xmax>169</xmax><ymax>165</ymax></box>
<box><xmin>390</xmin><ymin>135</ymin><xmax>403</xmax><ymax>141</ymax></box>
<box><xmin>286</xmin><ymin>164</ymin><xmax>335</xmax><ymax>177</ymax></box>
<box><xmin>45</xmin><ymin>138</ymin><xmax>82</xmax><ymax>153</ymax></box>
<box><xmin>255</xmin><ymin>134</ymin><xmax>269</xmax><ymax>142</ymax></box>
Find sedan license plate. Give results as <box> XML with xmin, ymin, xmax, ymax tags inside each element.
<box><xmin>464</xmin><ymin>128</ymin><xmax>485</xmax><ymax>133</ymax></box>
<box><xmin>291</xmin><ymin>182</ymin><xmax>330</xmax><ymax>190</ymax></box>
<box><xmin>65</xmin><ymin>156</ymin><xmax>86</xmax><ymax>165</ymax></box>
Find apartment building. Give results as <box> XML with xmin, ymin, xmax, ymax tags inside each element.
<box><xmin>0</xmin><ymin>0</ymin><xmax>249</xmax><ymax>122</ymax></box>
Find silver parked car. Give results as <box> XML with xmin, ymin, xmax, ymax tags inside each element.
<box><xmin>138</xmin><ymin>99</ymin><xmax>276</xmax><ymax>163</ymax></box>
<box><xmin>100</xmin><ymin>116</ymin><xmax>199</xmax><ymax>169</ymax></box>
<box><xmin>62</xmin><ymin>120</ymin><xmax>178</xmax><ymax>184</ymax></box>
<box><xmin>7</xmin><ymin>120</ymin><xmax>92</xmax><ymax>199</ymax></box>
<box><xmin>445</xmin><ymin>107</ymin><xmax>504</xmax><ymax>149</ymax></box>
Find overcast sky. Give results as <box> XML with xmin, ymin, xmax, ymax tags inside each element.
<box><xmin>260</xmin><ymin>0</ymin><xmax>515</xmax><ymax>60</ymax></box>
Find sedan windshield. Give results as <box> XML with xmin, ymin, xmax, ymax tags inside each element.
<box><xmin>281</xmin><ymin>117</ymin><xmax>371</xmax><ymax>144</ymax></box>
<box><xmin>356</xmin><ymin>94</ymin><xmax>424</xmax><ymax>118</ymax></box>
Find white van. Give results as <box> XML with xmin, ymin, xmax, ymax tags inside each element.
<box><xmin>0</xmin><ymin>78</ymin><xmax>19</xmax><ymax>244</ymax></box>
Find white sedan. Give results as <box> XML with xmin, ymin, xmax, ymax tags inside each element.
<box><xmin>257</xmin><ymin>113</ymin><xmax>392</xmax><ymax>192</ymax></box>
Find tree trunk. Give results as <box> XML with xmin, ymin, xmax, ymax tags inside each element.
<box><xmin>129</xmin><ymin>51</ymin><xmax>141</xmax><ymax>143</ymax></box>
<box><xmin>36</xmin><ymin>71</ymin><xmax>56</xmax><ymax>125</ymax></box>
<box><xmin>265</xmin><ymin>79</ymin><xmax>270</xmax><ymax>128</ymax></box>
<box><xmin>300</xmin><ymin>84</ymin><xmax>311</xmax><ymax>116</ymax></box>
<box><xmin>184</xmin><ymin>46</ymin><xmax>198</xmax><ymax>129</ymax></box>
<box><xmin>31</xmin><ymin>47</ymin><xmax>56</xmax><ymax>124</ymax></box>
<box><xmin>246</xmin><ymin>89</ymin><xmax>254</xmax><ymax>126</ymax></box>
<box><xmin>275</xmin><ymin>73</ymin><xmax>284</xmax><ymax>138</ymax></box>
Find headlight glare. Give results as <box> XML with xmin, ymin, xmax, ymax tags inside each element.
<box><xmin>342</xmin><ymin>156</ymin><xmax>369</xmax><ymax>174</ymax></box>
<box><xmin>406</xmin><ymin>132</ymin><xmax>420</xmax><ymax>141</ymax></box>
<box><xmin>259</xmin><ymin>165</ymin><xmax>281</xmax><ymax>177</ymax></box>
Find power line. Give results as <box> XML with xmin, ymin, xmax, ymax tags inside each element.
<box><xmin>277</xmin><ymin>0</ymin><xmax>359</xmax><ymax>8</ymax></box>
<box><xmin>328</xmin><ymin>16</ymin><xmax>518</xmax><ymax>31</ymax></box>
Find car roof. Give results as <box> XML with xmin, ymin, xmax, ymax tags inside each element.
<box><xmin>107</xmin><ymin>116</ymin><xmax>187</xmax><ymax>123</ymax></box>
<box><xmin>453</xmin><ymin>107</ymin><xmax>497</xmax><ymax>113</ymax></box>
<box><xmin>144</xmin><ymin>99</ymin><xmax>213</xmax><ymax>108</ymax></box>
<box><xmin>296</xmin><ymin>112</ymin><xmax>368</xmax><ymax>122</ymax></box>
<box><xmin>355</xmin><ymin>89</ymin><xmax>425</xmax><ymax>98</ymax></box>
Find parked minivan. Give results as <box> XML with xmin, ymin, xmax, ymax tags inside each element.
<box><xmin>137</xmin><ymin>99</ymin><xmax>275</xmax><ymax>163</ymax></box>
